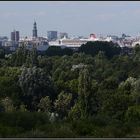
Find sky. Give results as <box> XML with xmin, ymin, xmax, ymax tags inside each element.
<box><xmin>0</xmin><ymin>1</ymin><xmax>140</xmax><ymax>38</ymax></box>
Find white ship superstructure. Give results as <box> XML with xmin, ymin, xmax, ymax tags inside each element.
<box><xmin>49</xmin><ymin>34</ymin><xmax>100</xmax><ymax>48</ymax></box>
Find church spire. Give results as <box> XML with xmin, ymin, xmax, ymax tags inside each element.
<box><xmin>33</xmin><ymin>21</ymin><xmax>37</xmax><ymax>38</ymax></box>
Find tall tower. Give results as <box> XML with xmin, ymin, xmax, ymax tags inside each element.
<box><xmin>33</xmin><ymin>21</ymin><xmax>37</xmax><ymax>38</ymax></box>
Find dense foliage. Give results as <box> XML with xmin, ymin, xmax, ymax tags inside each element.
<box><xmin>0</xmin><ymin>41</ymin><xmax>140</xmax><ymax>137</ymax></box>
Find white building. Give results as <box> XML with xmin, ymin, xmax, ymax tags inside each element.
<box><xmin>19</xmin><ymin>37</ymin><xmax>49</xmax><ymax>51</ymax></box>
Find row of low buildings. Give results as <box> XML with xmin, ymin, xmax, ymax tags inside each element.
<box><xmin>19</xmin><ymin>37</ymin><xmax>49</xmax><ymax>51</ymax></box>
<box><xmin>1</xmin><ymin>22</ymin><xmax>140</xmax><ymax>52</ymax></box>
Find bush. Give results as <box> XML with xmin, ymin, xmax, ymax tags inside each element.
<box><xmin>0</xmin><ymin>112</ymin><xmax>49</xmax><ymax>130</ymax></box>
<box><xmin>125</xmin><ymin>105</ymin><xmax>140</xmax><ymax>123</ymax></box>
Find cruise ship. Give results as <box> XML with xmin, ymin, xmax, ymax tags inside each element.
<box><xmin>49</xmin><ymin>34</ymin><xmax>100</xmax><ymax>49</ymax></box>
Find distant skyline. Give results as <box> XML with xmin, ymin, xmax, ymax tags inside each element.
<box><xmin>1</xmin><ymin>1</ymin><xmax>140</xmax><ymax>38</ymax></box>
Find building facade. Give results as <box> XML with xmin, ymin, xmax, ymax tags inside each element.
<box><xmin>47</xmin><ymin>31</ymin><xmax>57</xmax><ymax>41</ymax></box>
<box><xmin>11</xmin><ymin>30</ymin><xmax>19</xmax><ymax>42</ymax></box>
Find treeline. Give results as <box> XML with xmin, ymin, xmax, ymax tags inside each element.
<box><xmin>0</xmin><ymin>41</ymin><xmax>139</xmax><ymax>137</ymax></box>
<box><xmin>45</xmin><ymin>41</ymin><xmax>121</xmax><ymax>58</ymax></box>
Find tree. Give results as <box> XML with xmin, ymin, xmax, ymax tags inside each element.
<box><xmin>134</xmin><ymin>44</ymin><xmax>140</xmax><ymax>55</ymax></box>
<box><xmin>0</xmin><ymin>67</ymin><xmax>21</xmax><ymax>107</ymax></box>
<box><xmin>54</xmin><ymin>91</ymin><xmax>72</xmax><ymax>119</ymax></box>
<box><xmin>10</xmin><ymin>44</ymin><xmax>27</xmax><ymax>66</ymax></box>
<box><xmin>18</xmin><ymin>66</ymin><xmax>55</xmax><ymax>111</ymax></box>
<box><xmin>26</xmin><ymin>46</ymin><xmax>38</xmax><ymax>67</ymax></box>
<box><xmin>118</xmin><ymin>77</ymin><xmax>136</xmax><ymax>95</ymax></box>
<box><xmin>132</xmin><ymin>78</ymin><xmax>140</xmax><ymax>105</ymax></box>
<box><xmin>46</xmin><ymin>46</ymin><xmax>73</xmax><ymax>56</ymax></box>
<box><xmin>38</xmin><ymin>96</ymin><xmax>51</xmax><ymax>112</ymax></box>
<box><xmin>93</xmin><ymin>51</ymin><xmax>110</xmax><ymax>82</ymax></box>
<box><xmin>78</xmin><ymin>41</ymin><xmax>121</xmax><ymax>59</ymax></box>
<box><xmin>19</xmin><ymin>104</ymin><xmax>28</xmax><ymax>112</ymax></box>
<box><xmin>125</xmin><ymin>105</ymin><xmax>140</xmax><ymax>123</ymax></box>
<box><xmin>78</xmin><ymin>68</ymin><xmax>91</xmax><ymax>117</ymax></box>
<box><xmin>70</xmin><ymin>68</ymin><xmax>91</xmax><ymax>119</ymax></box>
<box><xmin>38</xmin><ymin>56</ymin><xmax>53</xmax><ymax>75</ymax></box>
<box><xmin>0</xmin><ymin>48</ymin><xmax>5</xmax><ymax>59</ymax></box>
<box><xmin>1</xmin><ymin>97</ymin><xmax>15</xmax><ymax>112</ymax></box>
<box><xmin>46</xmin><ymin>46</ymin><xmax>63</xmax><ymax>56</ymax></box>
<box><xmin>101</xmin><ymin>93</ymin><xmax>132</xmax><ymax>120</ymax></box>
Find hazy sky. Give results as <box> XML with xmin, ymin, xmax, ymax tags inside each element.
<box><xmin>0</xmin><ymin>1</ymin><xmax>140</xmax><ymax>38</ymax></box>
